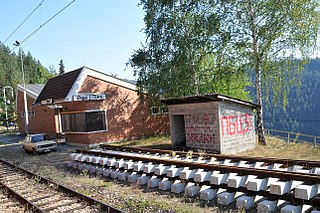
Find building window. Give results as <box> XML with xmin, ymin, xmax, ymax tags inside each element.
<box><xmin>150</xmin><ymin>107</ymin><xmax>160</xmax><ymax>115</ymax></box>
<box><xmin>161</xmin><ymin>106</ymin><xmax>169</xmax><ymax>114</ymax></box>
<box><xmin>62</xmin><ymin>110</ymin><xmax>107</xmax><ymax>132</ymax></box>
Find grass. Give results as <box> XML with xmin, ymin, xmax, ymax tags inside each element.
<box><xmin>240</xmin><ymin>136</ymin><xmax>320</xmax><ymax>160</ymax></box>
<box><xmin>111</xmin><ymin>135</ymin><xmax>320</xmax><ymax>161</ymax></box>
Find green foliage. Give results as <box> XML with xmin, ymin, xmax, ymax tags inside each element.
<box><xmin>59</xmin><ymin>59</ymin><xmax>65</xmax><ymax>75</ymax></box>
<box><xmin>128</xmin><ymin>0</ymin><xmax>252</xmax><ymax>104</ymax></box>
<box><xmin>0</xmin><ymin>42</ymin><xmax>55</xmax><ymax>125</ymax></box>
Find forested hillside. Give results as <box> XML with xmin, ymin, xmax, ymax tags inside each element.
<box><xmin>0</xmin><ymin>43</ymin><xmax>56</xmax><ymax>125</ymax></box>
<box><xmin>264</xmin><ymin>58</ymin><xmax>320</xmax><ymax>136</ymax></box>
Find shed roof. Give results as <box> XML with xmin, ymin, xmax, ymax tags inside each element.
<box><xmin>161</xmin><ymin>94</ymin><xmax>260</xmax><ymax>108</ymax></box>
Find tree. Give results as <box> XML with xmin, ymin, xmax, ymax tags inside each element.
<box><xmin>217</xmin><ymin>0</ymin><xmax>320</xmax><ymax>145</ymax></box>
<box><xmin>59</xmin><ymin>59</ymin><xmax>65</xmax><ymax>75</ymax></box>
<box><xmin>128</xmin><ymin>0</ymin><xmax>251</xmax><ymax>105</ymax></box>
<box><xmin>132</xmin><ymin>0</ymin><xmax>320</xmax><ymax>145</ymax></box>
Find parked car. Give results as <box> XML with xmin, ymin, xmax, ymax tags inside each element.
<box><xmin>22</xmin><ymin>134</ymin><xmax>57</xmax><ymax>154</ymax></box>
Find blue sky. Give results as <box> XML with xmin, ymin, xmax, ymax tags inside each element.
<box><xmin>0</xmin><ymin>0</ymin><xmax>146</xmax><ymax>80</ymax></box>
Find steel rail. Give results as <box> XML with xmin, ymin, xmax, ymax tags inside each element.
<box><xmin>77</xmin><ymin>149</ymin><xmax>320</xmax><ymax>206</ymax></box>
<box><xmin>78</xmin><ymin>149</ymin><xmax>320</xmax><ymax>183</ymax></box>
<box><xmin>100</xmin><ymin>144</ymin><xmax>320</xmax><ymax>168</ymax></box>
<box><xmin>0</xmin><ymin>158</ymin><xmax>122</xmax><ymax>213</ymax></box>
<box><xmin>0</xmin><ymin>182</ymin><xmax>43</xmax><ymax>212</ymax></box>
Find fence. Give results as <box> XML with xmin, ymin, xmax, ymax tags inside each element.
<box><xmin>265</xmin><ymin>129</ymin><xmax>320</xmax><ymax>146</ymax></box>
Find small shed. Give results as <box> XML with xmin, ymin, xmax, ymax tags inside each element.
<box><xmin>161</xmin><ymin>94</ymin><xmax>259</xmax><ymax>154</ymax></box>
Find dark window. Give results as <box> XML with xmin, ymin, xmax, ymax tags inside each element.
<box><xmin>62</xmin><ymin>111</ymin><xmax>106</xmax><ymax>132</ymax></box>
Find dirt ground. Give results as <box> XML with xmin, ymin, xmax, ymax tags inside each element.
<box><xmin>0</xmin><ymin>136</ymin><xmax>227</xmax><ymax>213</ymax></box>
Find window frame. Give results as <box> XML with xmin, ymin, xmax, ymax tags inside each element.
<box><xmin>61</xmin><ymin>109</ymin><xmax>108</xmax><ymax>134</ymax></box>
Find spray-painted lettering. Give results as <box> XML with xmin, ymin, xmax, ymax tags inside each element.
<box><xmin>220</xmin><ymin>114</ymin><xmax>253</xmax><ymax>136</ymax></box>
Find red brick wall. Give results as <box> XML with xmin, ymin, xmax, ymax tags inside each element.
<box><xmin>17</xmin><ymin>90</ymin><xmax>58</xmax><ymax>136</ymax></box>
<box><xmin>63</xmin><ymin>76</ymin><xmax>169</xmax><ymax>144</ymax></box>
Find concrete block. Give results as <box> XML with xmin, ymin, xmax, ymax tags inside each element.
<box><xmin>77</xmin><ymin>163</ymin><xmax>84</xmax><ymax>170</ymax></box>
<box><xmin>85</xmin><ymin>155</ymin><xmax>94</xmax><ymax>163</ymax></box>
<box><xmin>91</xmin><ymin>156</ymin><xmax>101</xmax><ymax>164</ymax></box>
<box><xmin>110</xmin><ymin>169</ymin><xmax>120</xmax><ymax>179</ymax></box>
<box><xmin>115</xmin><ymin>159</ymin><xmax>125</xmax><ymax>168</ymax></box>
<box><xmin>199</xmin><ymin>186</ymin><xmax>217</xmax><ymax>201</ymax></box>
<box><xmin>159</xmin><ymin>178</ymin><xmax>173</xmax><ymax>191</ymax></box>
<box><xmin>128</xmin><ymin>172</ymin><xmax>141</xmax><ymax>183</ymax></box>
<box><xmin>180</xmin><ymin>168</ymin><xmax>197</xmax><ymax>180</ymax></box>
<box><xmin>194</xmin><ymin>171</ymin><xmax>212</xmax><ymax>182</ymax></box>
<box><xmin>281</xmin><ymin>205</ymin><xmax>301</xmax><ymax>213</ymax></box>
<box><xmin>96</xmin><ymin>167</ymin><xmax>104</xmax><ymax>175</ymax></box>
<box><xmin>98</xmin><ymin>157</ymin><xmax>109</xmax><ymax>166</ymax></box>
<box><xmin>257</xmin><ymin>200</ymin><xmax>287</xmax><ymax>213</ymax></box>
<box><xmin>79</xmin><ymin>155</ymin><xmax>88</xmax><ymax>162</ymax></box>
<box><xmin>155</xmin><ymin>164</ymin><xmax>172</xmax><ymax>175</ymax></box>
<box><xmin>89</xmin><ymin>165</ymin><xmax>97</xmax><ymax>173</ymax></box>
<box><xmin>70</xmin><ymin>153</ymin><xmax>82</xmax><ymax>161</ymax></box>
<box><xmin>301</xmin><ymin>205</ymin><xmax>313</xmax><ymax>212</ymax></box>
<box><xmin>257</xmin><ymin>200</ymin><xmax>277</xmax><ymax>213</ymax></box>
<box><xmin>117</xmin><ymin>171</ymin><xmax>129</xmax><ymax>181</ymax></box>
<box><xmin>171</xmin><ymin>181</ymin><xmax>186</xmax><ymax>194</ymax></box>
<box><xmin>270</xmin><ymin>180</ymin><xmax>303</xmax><ymax>195</ymax></box>
<box><xmin>147</xmin><ymin>176</ymin><xmax>162</xmax><ymax>188</ymax></box>
<box><xmin>107</xmin><ymin>158</ymin><xmax>117</xmax><ymax>167</ymax></box>
<box><xmin>210</xmin><ymin>172</ymin><xmax>229</xmax><ymax>185</ymax></box>
<box><xmin>144</xmin><ymin>163</ymin><xmax>158</xmax><ymax>174</ymax></box>
<box><xmin>295</xmin><ymin>184</ymin><xmax>319</xmax><ymax>200</ymax></box>
<box><xmin>227</xmin><ymin>175</ymin><xmax>247</xmax><ymax>188</ymax></box>
<box><xmin>67</xmin><ymin>161</ymin><xmax>73</xmax><ymax>167</ymax></box>
<box><xmin>185</xmin><ymin>183</ymin><xmax>200</xmax><ymax>197</ymax></box>
<box><xmin>102</xmin><ymin>168</ymin><xmax>111</xmax><ymax>177</ymax></box>
<box><xmin>124</xmin><ymin>160</ymin><xmax>134</xmax><ymax>170</ymax></box>
<box><xmin>137</xmin><ymin>174</ymin><xmax>151</xmax><ymax>185</ymax></box>
<box><xmin>236</xmin><ymin>195</ymin><xmax>254</xmax><ymax>210</ymax></box>
<box><xmin>217</xmin><ymin>191</ymin><xmax>235</xmax><ymax>205</ymax></box>
<box><xmin>167</xmin><ymin>167</ymin><xmax>184</xmax><ymax>178</ymax></box>
<box><xmin>246</xmin><ymin>178</ymin><xmax>268</xmax><ymax>191</ymax></box>
<box><xmin>84</xmin><ymin>164</ymin><xmax>91</xmax><ymax>171</ymax></box>
<box><xmin>133</xmin><ymin>161</ymin><xmax>145</xmax><ymax>172</ymax></box>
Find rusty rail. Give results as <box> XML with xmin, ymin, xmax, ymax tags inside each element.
<box><xmin>100</xmin><ymin>144</ymin><xmax>320</xmax><ymax>168</ymax></box>
<box><xmin>0</xmin><ymin>158</ymin><xmax>122</xmax><ymax>213</ymax></box>
<box><xmin>76</xmin><ymin>148</ymin><xmax>320</xmax><ymax>206</ymax></box>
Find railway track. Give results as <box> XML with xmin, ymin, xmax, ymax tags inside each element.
<box><xmin>69</xmin><ymin>145</ymin><xmax>320</xmax><ymax>212</ymax></box>
<box><xmin>0</xmin><ymin>158</ymin><xmax>122</xmax><ymax>213</ymax></box>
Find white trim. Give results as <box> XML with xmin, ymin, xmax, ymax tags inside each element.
<box><xmin>64</xmin><ymin>67</ymin><xmax>137</xmax><ymax>101</ymax></box>
<box><xmin>65</xmin><ymin>68</ymin><xmax>88</xmax><ymax>102</ymax></box>
<box><xmin>17</xmin><ymin>85</ymin><xmax>38</xmax><ymax>99</ymax></box>
<box><xmin>86</xmin><ymin>68</ymin><xmax>136</xmax><ymax>91</ymax></box>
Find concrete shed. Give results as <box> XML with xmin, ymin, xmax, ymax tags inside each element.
<box><xmin>161</xmin><ymin>94</ymin><xmax>259</xmax><ymax>154</ymax></box>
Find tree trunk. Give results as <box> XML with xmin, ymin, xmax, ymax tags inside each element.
<box><xmin>256</xmin><ymin>68</ymin><xmax>267</xmax><ymax>145</ymax></box>
<box><xmin>250</xmin><ymin>0</ymin><xmax>266</xmax><ymax>145</ymax></box>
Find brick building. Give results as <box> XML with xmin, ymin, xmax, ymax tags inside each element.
<box><xmin>16</xmin><ymin>66</ymin><xmax>169</xmax><ymax>146</ymax></box>
<box><xmin>161</xmin><ymin>94</ymin><xmax>259</xmax><ymax>154</ymax></box>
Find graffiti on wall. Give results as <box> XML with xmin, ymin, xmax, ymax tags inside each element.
<box><xmin>185</xmin><ymin>113</ymin><xmax>215</xmax><ymax>143</ymax></box>
<box><xmin>220</xmin><ymin>113</ymin><xmax>253</xmax><ymax>136</ymax></box>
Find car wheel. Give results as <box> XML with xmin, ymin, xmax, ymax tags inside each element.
<box><xmin>32</xmin><ymin>148</ymin><xmax>37</xmax><ymax>155</ymax></box>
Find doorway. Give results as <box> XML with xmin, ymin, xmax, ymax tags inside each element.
<box><xmin>171</xmin><ymin>114</ymin><xmax>186</xmax><ymax>148</ymax></box>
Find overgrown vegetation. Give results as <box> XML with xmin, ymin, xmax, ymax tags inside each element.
<box><xmin>0</xmin><ymin>43</ymin><xmax>56</xmax><ymax>126</ymax></box>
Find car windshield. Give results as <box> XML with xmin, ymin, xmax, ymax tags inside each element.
<box><xmin>31</xmin><ymin>135</ymin><xmax>45</xmax><ymax>143</ymax></box>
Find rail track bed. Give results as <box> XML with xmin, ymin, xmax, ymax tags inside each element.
<box><xmin>69</xmin><ymin>145</ymin><xmax>320</xmax><ymax>212</ymax></box>
<box><xmin>0</xmin><ymin>159</ymin><xmax>121</xmax><ymax>213</ymax></box>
